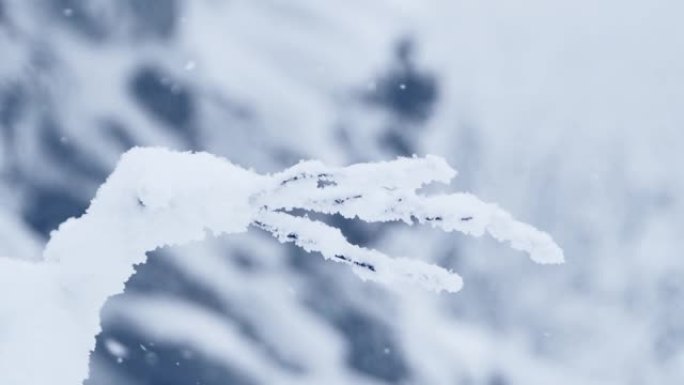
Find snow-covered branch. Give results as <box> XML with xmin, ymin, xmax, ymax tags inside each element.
<box><xmin>0</xmin><ymin>147</ymin><xmax>563</xmax><ymax>384</ymax></box>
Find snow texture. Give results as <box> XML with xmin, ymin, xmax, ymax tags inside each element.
<box><xmin>0</xmin><ymin>147</ymin><xmax>562</xmax><ymax>384</ymax></box>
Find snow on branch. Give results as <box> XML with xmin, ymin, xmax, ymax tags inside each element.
<box><xmin>256</xmin><ymin>155</ymin><xmax>564</xmax><ymax>265</ymax></box>
<box><xmin>0</xmin><ymin>147</ymin><xmax>563</xmax><ymax>384</ymax></box>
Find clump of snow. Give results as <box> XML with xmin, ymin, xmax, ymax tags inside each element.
<box><xmin>103</xmin><ymin>338</ymin><xmax>127</xmax><ymax>363</ymax></box>
<box><xmin>0</xmin><ymin>147</ymin><xmax>563</xmax><ymax>384</ymax></box>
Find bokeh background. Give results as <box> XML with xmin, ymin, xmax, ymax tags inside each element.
<box><xmin>2</xmin><ymin>0</ymin><xmax>684</xmax><ymax>384</ymax></box>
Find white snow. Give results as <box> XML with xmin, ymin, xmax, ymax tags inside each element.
<box><xmin>0</xmin><ymin>147</ymin><xmax>562</xmax><ymax>384</ymax></box>
<box><xmin>103</xmin><ymin>338</ymin><xmax>127</xmax><ymax>361</ymax></box>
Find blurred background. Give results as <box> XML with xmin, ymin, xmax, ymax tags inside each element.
<box><xmin>2</xmin><ymin>0</ymin><xmax>684</xmax><ymax>384</ymax></box>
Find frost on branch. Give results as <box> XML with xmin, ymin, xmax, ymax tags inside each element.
<box><xmin>0</xmin><ymin>148</ymin><xmax>563</xmax><ymax>385</ymax></box>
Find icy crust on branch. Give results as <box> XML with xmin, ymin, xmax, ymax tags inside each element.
<box><xmin>255</xmin><ymin>211</ymin><xmax>465</xmax><ymax>293</ymax></box>
<box><xmin>0</xmin><ymin>148</ymin><xmax>563</xmax><ymax>385</ymax></box>
<box><xmin>257</xmin><ymin>155</ymin><xmax>564</xmax><ymax>265</ymax></box>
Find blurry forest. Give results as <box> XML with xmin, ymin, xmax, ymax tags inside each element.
<box><xmin>1</xmin><ymin>0</ymin><xmax>683</xmax><ymax>384</ymax></box>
